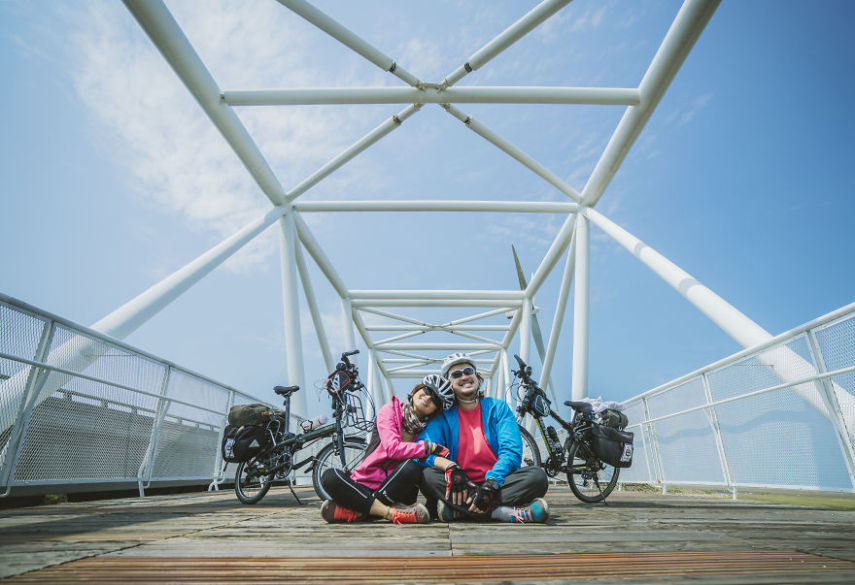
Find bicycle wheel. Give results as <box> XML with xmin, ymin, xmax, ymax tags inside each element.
<box><xmin>312</xmin><ymin>437</ymin><xmax>367</xmax><ymax>501</ymax></box>
<box><xmin>235</xmin><ymin>454</ymin><xmax>273</xmax><ymax>505</ymax></box>
<box><xmin>566</xmin><ymin>441</ymin><xmax>619</xmax><ymax>503</ymax></box>
<box><xmin>518</xmin><ymin>424</ymin><xmax>542</xmax><ymax>467</ymax></box>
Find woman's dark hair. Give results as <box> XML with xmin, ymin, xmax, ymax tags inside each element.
<box><xmin>409</xmin><ymin>383</ymin><xmax>443</xmax><ymax>416</ymax></box>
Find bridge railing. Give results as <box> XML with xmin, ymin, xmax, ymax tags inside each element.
<box><xmin>0</xmin><ymin>293</ymin><xmax>284</xmax><ymax>497</ymax></box>
<box><xmin>621</xmin><ymin>302</ymin><xmax>855</xmax><ymax>495</ymax></box>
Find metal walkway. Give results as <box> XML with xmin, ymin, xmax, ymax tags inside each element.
<box><xmin>2</xmin><ymin>486</ymin><xmax>854</xmax><ymax>584</ymax></box>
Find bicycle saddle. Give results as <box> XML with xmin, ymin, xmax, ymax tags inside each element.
<box><xmin>564</xmin><ymin>400</ymin><xmax>593</xmax><ymax>415</ymax></box>
<box><xmin>274</xmin><ymin>385</ymin><xmax>300</xmax><ymax>396</ymax></box>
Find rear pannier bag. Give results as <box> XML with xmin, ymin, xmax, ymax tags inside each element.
<box><xmin>228</xmin><ymin>403</ymin><xmax>271</xmax><ymax>427</ymax></box>
<box><xmin>221</xmin><ymin>425</ymin><xmax>268</xmax><ymax>463</ymax></box>
<box><xmin>590</xmin><ymin>424</ymin><xmax>634</xmax><ymax>468</ymax></box>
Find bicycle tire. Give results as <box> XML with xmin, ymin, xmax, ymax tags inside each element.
<box><xmin>312</xmin><ymin>437</ymin><xmax>367</xmax><ymax>501</ymax></box>
<box><xmin>518</xmin><ymin>424</ymin><xmax>542</xmax><ymax>467</ymax></box>
<box><xmin>566</xmin><ymin>441</ymin><xmax>619</xmax><ymax>503</ymax></box>
<box><xmin>234</xmin><ymin>454</ymin><xmax>273</xmax><ymax>505</ymax></box>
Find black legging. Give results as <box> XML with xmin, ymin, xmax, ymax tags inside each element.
<box><xmin>320</xmin><ymin>459</ymin><xmax>422</xmax><ymax>515</ymax></box>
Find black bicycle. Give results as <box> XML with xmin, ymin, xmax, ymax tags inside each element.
<box><xmin>232</xmin><ymin>350</ymin><xmax>372</xmax><ymax>505</ymax></box>
<box><xmin>512</xmin><ymin>354</ymin><xmax>631</xmax><ymax>503</ymax></box>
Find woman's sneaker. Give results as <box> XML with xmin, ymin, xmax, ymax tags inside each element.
<box><xmin>320</xmin><ymin>500</ymin><xmax>367</xmax><ymax>523</ymax></box>
<box><xmin>491</xmin><ymin>498</ymin><xmax>550</xmax><ymax>524</ymax></box>
<box><xmin>389</xmin><ymin>503</ymin><xmax>430</xmax><ymax>525</ymax></box>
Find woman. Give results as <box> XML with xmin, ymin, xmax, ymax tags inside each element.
<box><xmin>320</xmin><ymin>374</ymin><xmax>455</xmax><ymax>524</ymax></box>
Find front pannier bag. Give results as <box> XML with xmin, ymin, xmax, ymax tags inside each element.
<box><xmin>590</xmin><ymin>424</ymin><xmax>634</xmax><ymax>468</ymax></box>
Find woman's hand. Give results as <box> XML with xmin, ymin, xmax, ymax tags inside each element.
<box><xmin>422</xmin><ymin>441</ymin><xmax>450</xmax><ymax>458</ymax></box>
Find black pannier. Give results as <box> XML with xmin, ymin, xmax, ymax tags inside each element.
<box><xmin>221</xmin><ymin>425</ymin><xmax>268</xmax><ymax>463</ymax></box>
<box><xmin>590</xmin><ymin>424</ymin><xmax>634</xmax><ymax>468</ymax></box>
<box><xmin>598</xmin><ymin>408</ymin><xmax>628</xmax><ymax>430</ymax></box>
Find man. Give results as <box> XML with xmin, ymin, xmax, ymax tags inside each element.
<box><xmin>418</xmin><ymin>352</ymin><xmax>549</xmax><ymax>523</ymax></box>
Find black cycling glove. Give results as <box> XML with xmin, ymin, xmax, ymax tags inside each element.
<box><xmin>472</xmin><ymin>478</ymin><xmax>501</xmax><ymax>511</ymax></box>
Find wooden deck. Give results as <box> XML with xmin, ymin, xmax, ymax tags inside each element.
<box><xmin>2</xmin><ymin>485</ymin><xmax>854</xmax><ymax>584</ymax></box>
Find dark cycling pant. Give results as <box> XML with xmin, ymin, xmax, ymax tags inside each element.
<box><xmin>420</xmin><ymin>466</ymin><xmax>548</xmax><ymax>518</ymax></box>
<box><xmin>320</xmin><ymin>459</ymin><xmax>422</xmax><ymax>515</ymax></box>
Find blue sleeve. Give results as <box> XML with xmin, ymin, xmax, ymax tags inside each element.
<box><xmin>416</xmin><ymin>418</ymin><xmax>445</xmax><ymax>468</ymax></box>
<box><xmin>485</xmin><ymin>400</ymin><xmax>522</xmax><ymax>486</ymax></box>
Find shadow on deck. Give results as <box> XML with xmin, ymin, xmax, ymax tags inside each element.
<box><xmin>2</xmin><ymin>485</ymin><xmax>854</xmax><ymax>584</ymax></box>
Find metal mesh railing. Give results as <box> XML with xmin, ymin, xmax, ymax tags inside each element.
<box><xmin>0</xmin><ymin>294</ymin><xmax>275</xmax><ymax>497</ymax></box>
<box><xmin>621</xmin><ymin>302</ymin><xmax>855</xmax><ymax>494</ymax></box>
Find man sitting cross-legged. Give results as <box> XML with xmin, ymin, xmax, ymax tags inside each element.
<box><xmin>418</xmin><ymin>352</ymin><xmax>549</xmax><ymax>523</ymax></box>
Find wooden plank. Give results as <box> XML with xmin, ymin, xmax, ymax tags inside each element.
<box><xmin>4</xmin><ymin>551</ymin><xmax>854</xmax><ymax>584</ymax></box>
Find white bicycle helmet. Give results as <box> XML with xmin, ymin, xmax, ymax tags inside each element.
<box><xmin>422</xmin><ymin>374</ymin><xmax>455</xmax><ymax>411</ymax></box>
<box><xmin>441</xmin><ymin>352</ymin><xmax>476</xmax><ymax>378</ymax></box>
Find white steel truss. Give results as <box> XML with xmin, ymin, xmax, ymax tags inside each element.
<box><xmin>27</xmin><ymin>0</ymin><xmax>840</xmax><ymax>441</ymax></box>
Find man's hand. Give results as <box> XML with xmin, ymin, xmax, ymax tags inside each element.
<box><xmin>469</xmin><ymin>478</ymin><xmax>501</xmax><ymax>514</ymax></box>
<box><xmin>423</xmin><ymin>441</ymin><xmax>450</xmax><ymax>458</ymax></box>
<box><xmin>444</xmin><ymin>465</ymin><xmax>472</xmax><ymax>508</ymax></box>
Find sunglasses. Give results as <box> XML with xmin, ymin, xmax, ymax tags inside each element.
<box><xmin>449</xmin><ymin>366</ymin><xmax>476</xmax><ymax>379</ymax></box>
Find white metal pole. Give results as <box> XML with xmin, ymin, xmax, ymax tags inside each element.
<box><xmin>541</xmin><ymin>228</ymin><xmax>577</xmax><ymax>390</ymax></box>
<box><xmin>93</xmin><ymin>206</ymin><xmax>286</xmax><ymax>339</ymax></box>
<box><xmin>294</xmin><ymin>214</ymin><xmax>348</xmax><ymax>298</ymax></box>
<box><xmin>285</xmin><ymin>105</ymin><xmax>421</xmax><ymax>204</ymax></box>
<box><xmin>294</xmin><ymin>200</ymin><xmax>577</xmax><ymax>213</ymax></box>
<box><xmin>122</xmin><ymin>0</ymin><xmax>286</xmax><ymax>205</ymax></box>
<box><xmin>571</xmin><ymin>214</ymin><xmax>589</xmax><ymax>401</ymax></box>
<box><xmin>294</xmin><ymin>240</ymin><xmax>334</xmax><ymax>373</ymax></box>
<box><xmin>582</xmin><ymin>0</ymin><xmax>720</xmax><ymax>207</ymax></box>
<box><xmin>278</xmin><ymin>212</ymin><xmax>306</xmax><ymax>417</ymax></box>
<box><xmin>520</xmin><ymin>298</ymin><xmax>533</xmax><ymax>363</ymax></box>
<box><xmin>526</xmin><ymin>214</ymin><xmax>577</xmax><ymax>299</ymax></box>
<box><xmin>443</xmin><ymin>105</ymin><xmax>582</xmax><ymax>202</ymax></box>
<box><xmin>275</xmin><ymin>0</ymin><xmax>422</xmax><ymax>87</ymax></box>
<box><xmin>341</xmin><ymin>297</ymin><xmax>356</xmax><ymax>352</ymax></box>
<box><xmin>224</xmin><ymin>86</ymin><xmax>639</xmax><ymax>106</ymax></box>
<box><xmin>443</xmin><ymin>0</ymin><xmax>574</xmax><ymax>87</ymax></box>
<box><xmin>585</xmin><ymin>206</ymin><xmax>855</xmax><ymax>429</ymax></box>
<box><xmin>350</xmin><ymin>290</ymin><xmax>525</xmax><ymax>301</ymax></box>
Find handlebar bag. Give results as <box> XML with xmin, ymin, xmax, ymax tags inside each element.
<box><xmin>590</xmin><ymin>423</ymin><xmax>634</xmax><ymax>468</ymax></box>
<box><xmin>222</xmin><ymin>424</ymin><xmax>268</xmax><ymax>463</ymax></box>
<box><xmin>228</xmin><ymin>403</ymin><xmax>271</xmax><ymax>427</ymax></box>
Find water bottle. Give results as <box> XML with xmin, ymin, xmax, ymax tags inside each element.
<box><xmin>301</xmin><ymin>415</ymin><xmax>328</xmax><ymax>432</ymax></box>
<box><xmin>546</xmin><ymin>425</ymin><xmax>562</xmax><ymax>453</ymax></box>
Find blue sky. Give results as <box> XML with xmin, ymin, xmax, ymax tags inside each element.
<box><xmin>1</xmin><ymin>0</ymin><xmax>854</xmax><ymax>418</ymax></box>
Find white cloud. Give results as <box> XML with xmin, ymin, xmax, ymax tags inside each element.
<box><xmin>62</xmin><ymin>0</ymin><xmax>387</xmax><ymax>274</ymax></box>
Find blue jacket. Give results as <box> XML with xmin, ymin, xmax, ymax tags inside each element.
<box><xmin>416</xmin><ymin>396</ymin><xmax>521</xmax><ymax>486</ymax></box>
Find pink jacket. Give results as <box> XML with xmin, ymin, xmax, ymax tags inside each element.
<box><xmin>349</xmin><ymin>396</ymin><xmax>429</xmax><ymax>489</ymax></box>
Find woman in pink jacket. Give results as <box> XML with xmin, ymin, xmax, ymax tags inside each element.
<box><xmin>320</xmin><ymin>375</ymin><xmax>454</xmax><ymax>524</ymax></box>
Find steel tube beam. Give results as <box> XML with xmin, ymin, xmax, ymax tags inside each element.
<box><xmin>446</xmin><ymin>307</ymin><xmax>515</xmax><ymax>327</ymax></box>
<box><xmin>285</xmin><ymin>105</ymin><xmax>421</xmax><ymax>203</ymax></box>
<box><xmin>582</xmin><ymin>0</ymin><xmax>720</xmax><ymax>207</ymax></box>
<box><xmin>224</xmin><ymin>86</ymin><xmax>639</xmax><ymax>106</ymax></box>
<box><xmin>294</xmin><ymin>200</ymin><xmax>577</xmax><ymax>213</ymax></box>
<box><xmin>365</xmin><ymin>325</ymin><xmax>508</xmax><ymax>332</ymax></box>
<box><xmin>443</xmin><ymin>104</ymin><xmax>583</xmax><ymax>202</ymax></box>
<box><xmin>571</xmin><ymin>214</ymin><xmax>589</xmax><ymax>401</ymax></box>
<box><xmin>585</xmin><ymin>206</ymin><xmax>855</xmax><ymax>431</ymax></box>
<box><xmin>294</xmin><ymin>242</ymin><xmax>334</xmax><ymax>372</ymax></box>
<box><xmin>122</xmin><ymin>0</ymin><xmax>286</xmax><ymax>205</ymax></box>
<box><xmin>443</xmin><ymin>0</ymin><xmax>574</xmax><ymax>87</ymax></box>
<box><xmin>376</xmin><ymin>343</ymin><xmax>500</xmax><ymax>350</ymax></box>
<box><xmin>341</xmin><ymin>297</ymin><xmax>356</xmax><ymax>351</ymax></box>
<box><xmin>278</xmin><ymin>212</ymin><xmax>306</xmax><ymax>416</ymax></box>
<box><xmin>93</xmin><ymin>206</ymin><xmax>286</xmax><ymax>339</ymax></box>
<box><xmin>526</xmin><ymin>214</ymin><xmax>577</xmax><ymax>300</ymax></box>
<box><xmin>520</xmin><ymin>297</ymin><xmax>533</xmax><ymax>363</ymax></box>
<box><xmin>275</xmin><ymin>0</ymin><xmax>421</xmax><ymax>87</ymax></box>
<box><xmin>540</xmin><ymin>229</ymin><xmax>577</xmax><ymax>390</ymax></box>
<box><xmin>350</xmin><ymin>290</ymin><xmax>525</xmax><ymax>301</ymax></box>
<box><xmin>293</xmin><ymin>213</ymin><xmax>348</xmax><ymax>298</ymax></box>
<box><xmin>351</xmin><ymin>299</ymin><xmax>522</xmax><ymax>308</ymax></box>
<box><xmin>356</xmin><ymin>307</ymin><xmax>428</xmax><ymax>327</ymax></box>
